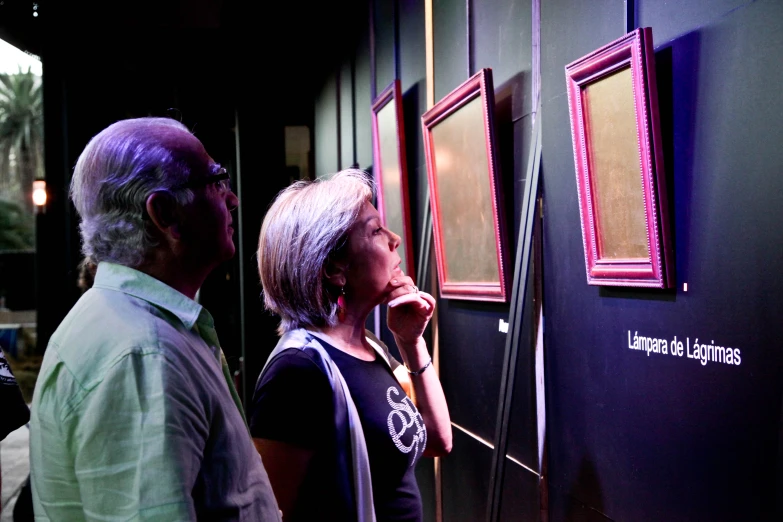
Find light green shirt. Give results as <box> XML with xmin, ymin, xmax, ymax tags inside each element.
<box><xmin>30</xmin><ymin>262</ymin><xmax>281</xmax><ymax>521</ymax></box>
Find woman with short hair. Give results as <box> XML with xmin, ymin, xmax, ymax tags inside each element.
<box><xmin>250</xmin><ymin>169</ymin><xmax>452</xmax><ymax>522</ymax></box>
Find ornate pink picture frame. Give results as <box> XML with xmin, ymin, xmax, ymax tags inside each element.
<box><xmin>371</xmin><ymin>79</ymin><xmax>416</xmax><ymax>283</ymax></box>
<box><xmin>565</xmin><ymin>27</ymin><xmax>674</xmax><ymax>288</ymax></box>
<box><xmin>421</xmin><ymin>68</ymin><xmax>508</xmax><ymax>302</ymax></box>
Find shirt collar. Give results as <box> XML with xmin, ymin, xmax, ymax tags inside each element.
<box><xmin>91</xmin><ymin>262</ymin><xmax>206</xmax><ymax>330</ymax></box>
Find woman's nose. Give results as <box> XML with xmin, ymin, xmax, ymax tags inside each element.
<box><xmin>390</xmin><ymin>230</ymin><xmax>401</xmax><ymax>250</ymax></box>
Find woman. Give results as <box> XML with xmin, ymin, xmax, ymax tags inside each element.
<box><xmin>249</xmin><ymin>169</ymin><xmax>452</xmax><ymax>522</ymax></box>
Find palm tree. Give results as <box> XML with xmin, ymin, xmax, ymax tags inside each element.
<box><xmin>0</xmin><ymin>67</ymin><xmax>43</xmax><ymax>214</ymax></box>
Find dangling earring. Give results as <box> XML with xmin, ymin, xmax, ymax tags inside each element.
<box><xmin>337</xmin><ymin>287</ymin><xmax>346</xmax><ymax>323</ymax></box>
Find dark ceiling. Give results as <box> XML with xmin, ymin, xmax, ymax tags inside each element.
<box><xmin>0</xmin><ymin>0</ymin><xmax>368</xmax><ymax>92</ymax></box>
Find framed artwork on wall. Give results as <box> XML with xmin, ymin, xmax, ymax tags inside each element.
<box><xmin>372</xmin><ymin>79</ymin><xmax>416</xmax><ymax>282</ymax></box>
<box><xmin>421</xmin><ymin>68</ymin><xmax>508</xmax><ymax>302</ymax></box>
<box><xmin>565</xmin><ymin>27</ymin><xmax>674</xmax><ymax>288</ymax></box>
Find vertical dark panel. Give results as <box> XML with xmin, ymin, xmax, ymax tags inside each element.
<box><xmin>355</xmin><ymin>27</ymin><xmax>373</xmax><ymax>170</ymax></box>
<box><xmin>505</xmin><ymin>231</ymin><xmax>538</xmax><ymax>469</ymax></box>
<box><xmin>233</xmin><ymin>35</ymin><xmax>291</xmax><ymax>409</ymax></box>
<box><xmin>432</xmin><ymin>0</ymin><xmax>468</xmax><ymax>100</ymax></box>
<box><xmin>542</xmin><ymin>0</ymin><xmax>783</xmax><ymax>520</ymax></box>
<box><xmin>37</xmin><ymin>28</ymin><xmax>78</xmax><ymax>355</ymax></box>
<box><xmin>473</xmin><ymin>0</ymin><xmax>532</xmax><ymax>119</ymax></box>
<box><xmin>399</xmin><ymin>0</ymin><xmax>428</xmax><ymax>273</ymax></box>
<box><xmin>439</xmin><ymin>300</ymin><xmax>507</xmax><ymax>442</ymax></box>
<box><xmin>340</xmin><ymin>59</ymin><xmax>355</xmax><ymax>169</ymax></box>
<box><xmin>441</xmin><ymin>428</ymin><xmax>494</xmax><ymax>521</ymax></box>
<box><xmin>315</xmin><ymin>73</ymin><xmax>339</xmax><ymax>177</ymax></box>
<box><xmin>374</xmin><ymin>0</ymin><xmax>395</xmax><ymax>93</ymax></box>
<box><xmin>399</xmin><ymin>0</ymin><xmax>427</xmax><ymax>95</ymax></box>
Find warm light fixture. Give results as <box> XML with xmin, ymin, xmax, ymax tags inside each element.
<box><xmin>32</xmin><ymin>179</ymin><xmax>47</xmax><ymax>212</ymax></box>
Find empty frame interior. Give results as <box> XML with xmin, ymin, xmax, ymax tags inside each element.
<box><xmin>430</xmin><ymin>95</ymin><xmax>499</xmax><ymax>284</ymax></box>
<box><xmin>583</xmin><ymin>67</ymin><xmax>649</xmax><ymax>260</ymax></box>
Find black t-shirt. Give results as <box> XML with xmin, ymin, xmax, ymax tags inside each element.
<box><xmin>250</xmin><ymin>337</ymin><xmax>427</xmax><ymax>522</ymax></box>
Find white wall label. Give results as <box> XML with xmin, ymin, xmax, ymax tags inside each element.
<box><xmin>627</xmin><ymin>330</ymin><xmax>741</xmax><ymax>366</ymax></box>
<box><xmin>499</xmin><ymin>319</ymin><xmax>509</xmax><ymax>333</ymax></box>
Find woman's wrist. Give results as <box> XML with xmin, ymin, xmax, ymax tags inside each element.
<box><xmin>405</xmin><ymin>356</ymin><xmax>432</xmax><ymax>376</ymax></box>
<box><xmin>394</xmin><ymin>335</ymin><xmax>430</xmax><ymax>370</ymax></box>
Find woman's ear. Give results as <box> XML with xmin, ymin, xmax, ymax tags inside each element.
<box><xmin>146</xmin><ymin>192</ymin><xmax>182</xmax><ymax>240</ymax></box>
<box><xmin>323</xmin><ymin>258</ymin><xmax>348</xmax><ymax>288</ymax></box>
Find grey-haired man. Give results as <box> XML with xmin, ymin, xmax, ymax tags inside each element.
<box><xmin>30</xmin><ymin>118</ymin><xmax>281</xmax><ymax>521</ymax></box>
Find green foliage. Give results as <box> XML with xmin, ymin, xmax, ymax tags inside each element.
<box><xmin>0</xmin><ymin>67</ymin><xmax>44</xmax><ymax>213</ymax></box>
<box><xmin>0</xmin><ymin>67</ymin><xmax>43</xmax><ymax>154</ymax></box>
<box><xmin>0</xmin><ymin>197</ymin><xmax>34</xmax><ymax>250</ymax></box>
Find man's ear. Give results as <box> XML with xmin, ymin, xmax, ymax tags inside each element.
<box><xmin>146</xmin><ymin>192</ymin><xmax>182</xmax><ymax>240</ymax></box>
<box><xmin>323</xmin><ymin>257</ymin><xmax>348</xmax><ymax>288</ymax></box>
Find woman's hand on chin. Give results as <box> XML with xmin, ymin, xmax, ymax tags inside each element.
<box><xmin>385</xmin><ymin>275</ymin><xmax>436</xmax><ymax>345</ymax></box>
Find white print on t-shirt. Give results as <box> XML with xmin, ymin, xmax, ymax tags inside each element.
<box><xmin>0</xmin><ymin>351</ymin><xmax>17</xmax><ymax>386</ymax></box>
<box><xmin>386</xmin><ymin>387</ymin><xmax>427</xmax><ymax>464</ymax></box>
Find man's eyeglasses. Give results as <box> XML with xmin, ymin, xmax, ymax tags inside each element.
<box><xmin>175</xmin><ymin>167</ymin><xmax>232</xmax><ymax>193</ymax></box>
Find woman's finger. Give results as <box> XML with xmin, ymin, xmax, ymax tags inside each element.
<box><xmin>387</xmin><ymin>292</ymin><xmax>432</xmax><ymax>312</ymax></box>
<box><xmin>417</xmin><ymin>291</ymin><xmax>436</xmax><ymax>308</ymax></box>
<box><xmin>390</xmin><ymin>275</ymin><xmax>414</xmax><ymax>288</ymax></box>
<box><xmin>386</xmin><ymin>281</ymin><xmax>419</xmax><ymax>303</ymax></box>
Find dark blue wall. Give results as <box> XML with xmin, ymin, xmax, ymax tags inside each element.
<box><xmin>541</xmin><ymin>0</ymin><xmax>783</xmax><ymax>520</ymax></box>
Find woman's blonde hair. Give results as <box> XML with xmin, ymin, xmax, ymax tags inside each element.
<box><xmin>258</xmin><ymin>169</ymin><xmax>374</xmax><ymax>334</ymax></box>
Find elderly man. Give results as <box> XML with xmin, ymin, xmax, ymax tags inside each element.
<box><xmin>29</xmin><ymin>118</ymin><xmax>281</xmax><ymax>521</ymax></box>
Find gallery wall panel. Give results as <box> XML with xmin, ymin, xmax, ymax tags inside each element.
<box><xmin>473</xmin><ymin>0</ymin><xmax>533</xmax><ymax>120</ymax></box>
<box><xmin>439</xmin><ymin>299</ymin><xmax>508</xmax><ymax>442</ymax></box>
<box><xmin>432</xmin><ymin>0</ymin><xmax>468</xmax><ymax>101</ymax></box>
<box><xmin>441</xmin><ymin>428</ymin><xmax>494</xmax><ymax>521</ymax></box>
<box><xmin>340</xmin><ymin>59</ymin><xmax>355</xmax><ymax>169</ymax></box>
<box><xmin>399</xmin><ymin>0</ymin><xmax>428</xmax><ymax>266</ymax></box>
<box><xmin>314</xmin><ymin>72</ymin><xmax>339</xmax><ymax>176</ymax></box>
<box><xmin>540</xmin><ymin>0</ymin><xmax>623</xmax><ymax>106</ymax></box>
<box><xmin>638</xmin><ymin>0</ymin><xmax>749</xmax><ymax>45</ymax></box>
<box><xmin>355</xmin><ymin>27</ymin><xmax>374</xmax><ymax>169</ymax></box>
<box><xmin>399</xmin><ymin>0</ymin><xmax>427</xmax><ymax>95</ymax></box>
<box><xmin>541</xmin><ymin>0</ymin><xmax>783</xmax><ymax>519</ymax></box>
<box><xmin>373</xmin><ymin>0</ymin><xmax>396</xmax><ymax>96</ymax></box>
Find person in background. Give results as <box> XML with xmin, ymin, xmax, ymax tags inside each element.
<box><xmin>29</xmin><ymin>117</ymin><xmax>281</xmax><ymax>521</ymax></box>
<box><xmin>0</xmin><ymin>345</ymin><xmax>30</xmax><ymax>515</ymax></box>
<box><xmin>250</xmin><ymin>169</ymin><xmax>452</xmax><ymax>521</ymax></box>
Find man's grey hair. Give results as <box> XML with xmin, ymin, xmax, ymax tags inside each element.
<box><xmin>258</xmin><ymin>169</ymin><xmax>374</xmax><ymax>334</ymax></box>
<box><xmin>70</xmin><ymin>117</ymin><xmax>196</xmax><ymax>267</ymax></box>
